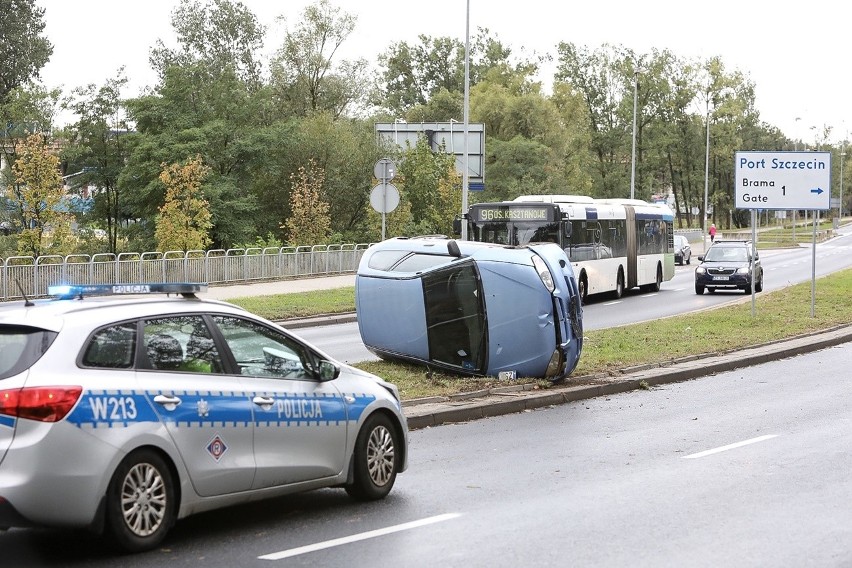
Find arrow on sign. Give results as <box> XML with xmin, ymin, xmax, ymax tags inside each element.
<box><xmin>810</xmin><ymin>187</ymin><xmax>824</xmax><ymax>195</ymax></box>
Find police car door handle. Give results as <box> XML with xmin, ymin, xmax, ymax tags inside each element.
<box><xmin>153</xmin><ymin>394</ymin><xmax>182</xmax><ymax>411</ymax></box>
<box><xmin>252</xmin><ymin>396</ymin><xmax>275</xmax><ymax>409</ymax></box>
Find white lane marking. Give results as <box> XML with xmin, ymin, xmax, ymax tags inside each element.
<box><xmin>603</xmin><ymin>300</ymin><xmax>623</xmax><ymax>306</ymax></box>
<box><xmin>683</xmin><ymin>434</ymin><xmax>777</xmax><ymax>459</ymax></box>
<box><xmin>258</xmin><ymin>513</ymin><xmax>462</xmax><ymax>561</ymax></box>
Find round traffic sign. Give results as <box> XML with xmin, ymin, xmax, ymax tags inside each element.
<box><xmin>374</xmin><ymin>158</ymin><xmax>396</xmax><ymax>181</ymax></box>
<box><xmin>370</xmin><ymin>183</ymin><xmax>400</xmax><ymax>213</ymax></box>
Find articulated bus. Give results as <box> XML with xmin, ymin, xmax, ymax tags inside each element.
<box><xmin>458</xmin><ymin>195</ymin><xmax>675</xmax><ymax>301</ymax></box>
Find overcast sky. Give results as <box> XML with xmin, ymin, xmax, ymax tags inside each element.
<box><xmin>37</xmin><ymin>0</ymin><xmax>849</xmax><ymax>143</ymax></box>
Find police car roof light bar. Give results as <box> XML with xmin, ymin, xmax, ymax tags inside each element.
<box><xmin>48</xmin><ymin>283</ymin><xmax>209</xmax><ymax>299</ymax></box>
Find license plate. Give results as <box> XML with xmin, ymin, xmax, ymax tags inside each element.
<box><xmin>713</xmin><ymin>276</ymin><xmax>730</xmax><ymax>281</ymax></box>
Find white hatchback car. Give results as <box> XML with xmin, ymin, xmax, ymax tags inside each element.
<box><xmin>0</xmin><ymin>283</ymin><xmax>408</xmax><ymax>552</ymax></box>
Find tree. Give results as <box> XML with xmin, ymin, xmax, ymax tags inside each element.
<box><xmin>61</xmin><ymin>72</ymin><xmax>133</xmax><ymax>253</ymax></box>
<box><xmin>282</xmin><ymin>159</ymin><xmax>331</xmax><ymax>245</ymax></box>
<box><xmin>149</xmin><ymin>0</ymin><xmax>265</xmax><ymax>87</ymax></box>
<box><xmin>155</xmin><ymin>156</ymin><xmax>213</xmax><ymax>251</ymax></box>
<box><xmin>394</xmin><ymin>137</ymin><xmax>460</xmax><ymax>233</ymax></box>
<box><xmin>0</xmin><ymin>0</ymin><xmax>52</xmax><ymax>104</ymax></box>
<box><xmin>270</xmin><ymin>0</ymin><xmax>369</xmax><ymax>118</ymax></box>
<box><xmin>9</xmin><ymin>134</ymin><xmax>74</xmax><ymax>257</ymax></box>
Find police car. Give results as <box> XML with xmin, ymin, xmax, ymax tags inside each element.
<box><xmin>0</xmin><ymin>283</ymin><xmax>408</xmax><ymax>552</ymax></box>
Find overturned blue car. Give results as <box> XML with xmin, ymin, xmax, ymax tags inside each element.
<box><xmin>355</xmin><ymin>236</ymin><xmax>583</xmax><ymax>381</ymax></box>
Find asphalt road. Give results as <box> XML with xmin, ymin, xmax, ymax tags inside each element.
<box><xmin>7</xmin><ymin>343</ymin><xmax>851</xmax><ymax>567</ymax></box>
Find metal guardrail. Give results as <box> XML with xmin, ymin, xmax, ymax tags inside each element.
<box><xmin>0</xmin><ymin>244</ymin><xmax>371</xmax><ymax>301</ymax></box>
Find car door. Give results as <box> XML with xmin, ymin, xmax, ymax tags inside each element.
<box><xmin>210</xmin><ymin>315</ymin><xmax>349</xmax><ymax>489</ymax></box>
<box><xmin>139</xmin><ymin>315</ymin><xmax>256</xmax><ymax>497</ymax></box>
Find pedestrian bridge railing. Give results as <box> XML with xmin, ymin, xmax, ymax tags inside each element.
<box><xmin>0</xmin><ymin>243</ymin><xmax>371</xmax><ymax>301</ymax></box>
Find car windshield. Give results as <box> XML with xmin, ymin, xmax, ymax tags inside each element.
<box><xmin>704</xmin><ymin>247</ymin><xmax>749</xmax><ymax>262</ymax></box>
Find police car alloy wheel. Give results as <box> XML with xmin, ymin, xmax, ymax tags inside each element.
<box><xmin>346</xmin><ymin>413</ymin><xmax>399</xmax><ymax>500</ymax></box>
<box><xmin>105</xmin><ymin>449</ymin><xmax>176</xmax><ymax>552</ymax></box>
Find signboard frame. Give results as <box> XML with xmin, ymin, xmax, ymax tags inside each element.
<box><xmin>734</xmin><ymin>151</ymin><xmax>832</xmax><ymax>211</ymax></box>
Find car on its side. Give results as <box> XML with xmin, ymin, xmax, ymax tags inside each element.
<box><xmin>673</xmin><ymin>234</ymin><xmax>692</xmax><ymax>265</ymax></box>
<box><xmin>356</xmin><ymin>236</ymin><xmax>583</xmax><ymax>381</ymax></box>
<box><xmin>0</xmin><ymin>283</ymin><xmax>408</xmax><ymax>552</ymax></box>
<box><xmin>694</xmin><ymin>240</ymin><xmax>763</xmax><ymax>294</ymax></box>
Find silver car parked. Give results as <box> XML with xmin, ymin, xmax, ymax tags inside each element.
<box><xmin>0</xmin><ymin>283</ymin><xmax>408</xmax><ymax>552</ymax></box>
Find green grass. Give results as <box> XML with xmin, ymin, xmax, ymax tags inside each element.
<box><xmin>226</xmin><ymin>270</ymin><xmax>852</xmax><ymax>401</ymax></box>
<box><xmin>228</xmin><ymin>287</ymin><xmax>357</xmax><ymax>319</ymax></box>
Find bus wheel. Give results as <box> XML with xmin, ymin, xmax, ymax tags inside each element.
<box><xmin>579</xmin><ymin>273</ymin><xmax>588</xmax><ymax>304</ymax></box>
<box><xmin>612</xmin><ymin>269</ymin><xmax>624</xmax><ymax>299</ymax></box>
<box><xmin>649</xmin><ymin>264</ymin><xmax>662</xmax><ymax>292</ymax></box>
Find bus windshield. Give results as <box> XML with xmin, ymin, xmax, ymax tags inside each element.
<box><xmin>472</xmin><ymin>221</ymin><xmax>560</xmax><ymax>246</ymax></box>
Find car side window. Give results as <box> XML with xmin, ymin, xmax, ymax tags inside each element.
<box><xmin>142</xmin><ymin>316</ymin><xmax>224</xmax><ymax>373</ymax></box>
<box><xmin>212</xmin><ymin>315</ymin><xmax>315</xmax><ymax>380</ymax></box>
<box><xmin>81</xmin><ymin>322</ymin><xmax>136</xmax><ymax>369</ymax></box>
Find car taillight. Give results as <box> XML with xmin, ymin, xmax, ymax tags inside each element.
<box><xmin>0</xmin><ymin>387</ymin><xmax>83</xmax><ymax>422</ymax></box>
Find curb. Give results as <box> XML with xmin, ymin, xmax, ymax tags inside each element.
<box><xmin>278</xmin><ymin>314</ymin><xmax>852</xmax><ymax>431</ymax></box>
<box><xmin>401</xmin><ymin>324</ymin><xmax>852</xmax><ymax>430</ymax></box>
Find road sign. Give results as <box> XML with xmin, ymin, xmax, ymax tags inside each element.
<box><xmin>370</xmin><ymin>183</ymin><xmax>400</xmax><ymax>213</ymax></box>
<box><xmin>374</xmin><ymin>158</ymin><xmax>396</xmax><ymax>181</ymax></box>
<box><xmin>734</xmin><ymin>151</ymin><xmax>831</xmax><ymax>210</ymax></box>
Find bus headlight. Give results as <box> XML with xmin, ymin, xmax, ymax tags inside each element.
<box><xmin>532</xmin><ymin>256</ymin><xmax>555</xmax><ymax>293</ymax></box>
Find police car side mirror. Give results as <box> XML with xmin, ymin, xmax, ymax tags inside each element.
<box><xmin>318</xmin><ymin>360</ymin><xmax>340</xmax><ymax>382</ymax></box>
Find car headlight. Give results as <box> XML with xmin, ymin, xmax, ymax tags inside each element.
<box><xmin>736</xmin><ymin>267</ymin><xmax>751</xmax><ymax>274</ymax></box>
<box><xmin>532</xmin><ymin>255</ymin><xmax>555</xmax><ymax>293</ymax></box>
<box><xmin>695</xmin><ymin>266</ymin><xmax>706</xmax><ymax>274</ymax></box>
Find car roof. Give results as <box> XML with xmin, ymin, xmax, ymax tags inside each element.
<box><xmin>0</xmin><ymin>292</ymin><xmax>249</xmax><ymax>333</ymax></box>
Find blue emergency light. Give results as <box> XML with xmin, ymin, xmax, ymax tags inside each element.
<box><xmin>48</xmin><ymin>283</ymin><xmax>209</xmax><ymax>299</ymax></box>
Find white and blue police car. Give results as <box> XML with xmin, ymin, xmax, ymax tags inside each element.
<box><xmin>0</xmin><ymin>283</ymin><xmax>408</xmax><ymax>552</ymax></box>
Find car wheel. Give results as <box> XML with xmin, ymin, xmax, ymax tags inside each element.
<box><xmin>612</xmin><ymin>269</ymin><xmax>624</xmax><ymax>299</ymax></box>
<box><xmin>579</xmin><ymin>273</ymin><xmax>589</xmax><ymax>305</ymax></box>
<box><xmin>346</xmin><ymin>413</ymin><xmax>400</xmax><ymax>501</ymax></box>
<box><xmin>695</xmin><ymin>284</ymin><xmax>704</xmax><ymax>295</ymax></box>
<box><xmin>756</xmin><ymin>273</ymin><xmax>763</xmax><ymax>292</ymax></box>
<box><xmin>105</xmin><ymin>449</ymin><xmax>176</xmax><ymax>553</ymax></box>
<box><xmin>686</xmin><ymin>254</ymin><xmax>691</xmax><ymax>265</ymax></box>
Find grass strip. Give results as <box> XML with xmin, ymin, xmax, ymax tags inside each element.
<box><xmin>226</xmin><ymin>270</ymin><xmax>852</xmax><ymax>401</ymax></box>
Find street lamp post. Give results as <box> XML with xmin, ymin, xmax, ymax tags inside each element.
<box><xmin>841</xmin><ymin>147</ymin><xmax>846</xmax><ymax>219</ymax></box>
<box><xmin>630</xmin><ymin>68</ymin><xmax>639</xmax><ymax>200</ymax></box>
<box><xmin>702</xmin><ymin>96</ymin><xmax>710</xmax><ymax>253</ymax></box>
<box><xmin>460</xmin><ymin>0</ymin><xmax>471</xmax><ymax>240</ymax></box>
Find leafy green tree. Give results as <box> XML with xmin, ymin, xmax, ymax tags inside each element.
<box><xmin>394</xmin><ymin>137</ymin><xmax>460</xmax><ymax>232</ymax></box>
<box><xmin>0</xmin><ymin>83</ymin><xmax>61</xmax><ymax>216</ymax></box>
<box><xmin>282</xmin><ymin>159</ymin><xmax>331</xmax><ymax>245</ymax></box>
<box><xmin>125</xmin><ymin>0</ymin><xmax>271</xmax><ymax>248</ymax></box>
<box><xmin>61</xmin><ymin>72</ymin><xmax>133</xmax><ymax>253</ymax></box>
<box><xmin>270</xmin><ymin>0</ymin><xmax>369</xmax><ymax>118</ymax></box>
<box><xmin>155</xmin><ymin>156</ymin><xmax>213</xmax><ymax>251</ymax></box>
<box><xmin>9</xmin><ymin>134</ymin><xmax>74</xmax><ymax>257</ymax></box>
<box><xmin>0</xmin><ymin>0</ymin><xmax>52</xmax><ymax>104</ymax></box>
<box><xmin>375</xmin><ymin>29</ymin><xmax>535</xmax><ymax>117</ymax></box>
<box><xmin>554</xmin><ymin>42</ymin><xmax>631</xmax><ymax>198</ymax></box>
<box><xmin>149</xmin><ymin>0</ymin><xmax>265</xmax><ymax>87</ymax></box>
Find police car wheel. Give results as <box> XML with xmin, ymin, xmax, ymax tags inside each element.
<box><xmin>105</xmin><ymin>449</ymin><xmax>176</xmax><ymax>552</ymax></box>
<box><xmin>346</xmin><ymin>413</ymin><xmax>399</xmax><ymax>501</ymax></box>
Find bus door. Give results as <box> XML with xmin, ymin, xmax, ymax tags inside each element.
<box><xmin>624</xmin><ymin>206</ymin><xmax>638</xmax><ymax>289</ymax></box>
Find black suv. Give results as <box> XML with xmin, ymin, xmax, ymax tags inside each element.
<box><xmin>694</xmin><ymin>240</ymin><xmax>763</xmax><ymax>294</ymax></box>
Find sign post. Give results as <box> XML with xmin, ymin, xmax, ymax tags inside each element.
<box><xmin>734</xmin><ymin>151</ymin><xmax>832</xmax><ymax>316</ymax></box>
<box><xmin>371</xmin><ymin>159</ymin><xmax>399</xmax><ymax>241</ymax></box>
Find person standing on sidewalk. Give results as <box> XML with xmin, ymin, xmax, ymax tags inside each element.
<box><xmin>709</xmin><ymin>223</ymin><xmax>717</xmax><ymax>243</ymax></box>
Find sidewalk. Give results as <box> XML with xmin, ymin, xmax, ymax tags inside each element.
<box><xmin>204</xmin><ymin>274</ymin><xmax>355</xmax><ymax>301</ymax></box>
